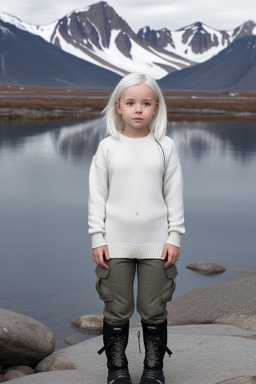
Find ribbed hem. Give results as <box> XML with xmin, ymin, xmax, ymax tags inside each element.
<box><xmin>107</xmin><ymin>242</ymin><xmax>165</xmax><ymax>259</ymax></box>
<box><xmin>91</xmin><ymin>233</ymin><xmax>107</xmax><ymax>249</ymax></box>
<box><xmin>165</xmin><ymin>232</ymin><xmax>181</xmax><ymax>248</ymax></box>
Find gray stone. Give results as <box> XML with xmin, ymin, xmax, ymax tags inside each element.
<box><xmin>167</xmin><ymin>270</ymin><xmax>256</xmax><ymax>331</ymax></box>
<box><xmin>3</xmin><ymin>325</ymin><xmax>256</xmax><ymax>384</ymax></box>
<box><xmin>0</xmin><ymin>308</ymin><xmax>55</xmax><ymax>367</ymax></box>
<box><xmin>215</xmin><ymin>314</ymin><xmax>256</xmax><ymax>331</ymax></box>
<box><xmin>4</xmin><ymin>366</ymin><xmax>35</xmax><ymax>375</ymax></box>
<box><xmin>216</xmin><ymin>376</ymin><xmax>256</xmax><ymax>384</ymax></box>
<box><xmin>71</xmin><ymin>314</ymin><xmax>103</xmax><ymax>334</ymax></box>
<box><xmin>36</xmin><ymin>355</ymin><xmax>77</xmax><ymax>373</ymax></box>
<box><xmin>3</xmin><ymin>370</ymin><xmax>26</xmax><ymax>381</ymax></box>
<box><xmin>186</xmin><ymin>261</ymin><xmax>226</xmax><ymax>274</ymax></box>
<box><xmin>64</xmin><ymin>337</ymin><xmax>79</xmax><ymax>346</ymax></box>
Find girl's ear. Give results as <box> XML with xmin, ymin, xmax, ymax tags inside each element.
<box><xmin>115</xmin><ymin>100</ymin><xmax>122</xmax><ymax>114</ymax></box>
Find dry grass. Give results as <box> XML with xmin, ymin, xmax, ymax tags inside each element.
<box><xmin>1</xmin><ymin>84</ymin><xmax>256</xmax><ymax>124</ymax></box>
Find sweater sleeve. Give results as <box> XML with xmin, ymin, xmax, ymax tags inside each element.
<box><xmin>88</xmin><ymin>142</ymin><xmax>109</xmax><ymax>249</ymax></box>
<box><xmin>163</xmin><ymin>142</ymin><xmax>185</xmax><ymax>248</ymax></box>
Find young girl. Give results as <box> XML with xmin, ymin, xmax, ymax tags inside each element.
<box><xmin>88</xmin><ymin>73</ymin><xmax>185</xmax><ymax>384</ymax></box>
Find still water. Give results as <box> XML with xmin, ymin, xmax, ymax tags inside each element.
<box><xmin>0</xmin><ymin>118</ymin><xmax>255</xmax><ymax>349</ymax></box>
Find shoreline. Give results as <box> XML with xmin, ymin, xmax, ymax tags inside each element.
<box><xmin>1</xmin><ymin>84</ymin><xmax>256</xmax><ymax>124</ymax></box>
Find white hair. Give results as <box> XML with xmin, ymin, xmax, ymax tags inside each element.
<box><xmin>103</xmin><ymin>73</ymin><xmax>167</xmax><ymax>141</ymax></box>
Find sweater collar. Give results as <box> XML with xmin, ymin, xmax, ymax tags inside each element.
<box><xmin>119</xmin><ymin>131</ymin><xmax>153</xmax><ymax>142</ymax></box>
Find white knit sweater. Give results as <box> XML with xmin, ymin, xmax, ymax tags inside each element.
<box><xmin>88</xmin><ymin>132</ymin><xmax>185</xmax><ymax>259</ymax></box>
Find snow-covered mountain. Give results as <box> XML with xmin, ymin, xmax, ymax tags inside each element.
<box><xmin>2</xmin><ymin>1</ymin><xmax>256</xmax><ymax>80</ymax></box>
<box><xmin>31</xmin><ymin>2</ymin><xmax>195</xmax><ymax>79</ymax></box>
<box><xmin>1</xmin><ymin>1</ymin><xmax>256</xmax><ymax>87</ymax></box>
<box><xmin>0</xmin><ymin>16</ymin><xmax>121</xmax><ymax>88</ymax></box>
<box><xmin>158</xmin><ymin>35</ymin><xmax>256</xmax><ymax>91</ymax></box>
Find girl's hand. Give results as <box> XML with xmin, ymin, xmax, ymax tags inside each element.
<box><xmin>92</xmin><ymin>245</ymin><xmax>110</xmax><ymax>269</ymax></box>
<box><xmin>161</xmin><ymin>244</ymin><xmax>179</xmax><ymax>268</ymax></box>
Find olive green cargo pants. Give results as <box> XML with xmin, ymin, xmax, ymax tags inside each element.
<box><xmin>95</xmin><ymin>258</ymin><xmax>177</xmax><ymax>325</ymax></box>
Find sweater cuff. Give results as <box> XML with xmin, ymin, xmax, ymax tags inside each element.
<box><xmin>166</xmin><ymin>232</ymin><xmax>181</xmax><ymax>248</ymax></box>
<box><xmin>91</xmin><ymin>233</ymin><xmax>107</xmax><ymax>249</ymax></box>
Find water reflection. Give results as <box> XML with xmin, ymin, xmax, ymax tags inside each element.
<box><xmin>0</xmin><ymin>117</ymin><xmax>256</xmax><ymax>350</ymax></box>
<box><xmin>168</xmin><ymin>120</ymin><xmax>256</xmax><ymax>163</ymax></box>
<box><xmin>2</xmin><ymin>118</ymin><xmax>255</xmax><ymax>164</ymax></box>
<box><xmin>50</xmin><ymin>119</ymin><xmax>107</xmax><ymax>161</ymax></box>
<box><xmin>0</xmin><ymin>119</ymin><xmax>106</xmax><ymax>160</ymax></box>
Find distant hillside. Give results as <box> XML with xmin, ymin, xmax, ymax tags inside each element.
<box><xmin>0</xmin><ymin>20</ymin><xmax>121</xmax><ymax>88</ymax></box>
<box><xmin>158</xmin><ymin>36</ymin><xmax>256</xmax><ymax>91</ymax></box>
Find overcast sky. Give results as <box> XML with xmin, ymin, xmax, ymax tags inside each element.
<box><xmin>1</xmin><ymin>0</ymin><xmax>256</xmax><ymax>31</ymax></box>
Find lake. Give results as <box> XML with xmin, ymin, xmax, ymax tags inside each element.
<box><xmin>0</xmin><ymin>117</ymin><xmax>255</xmax><ymax>349</ymax></box>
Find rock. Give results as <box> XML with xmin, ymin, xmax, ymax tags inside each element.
<box><xmin>215</xmin><ymin>314</ymin><xmax>256</xmax><ymax>331</ymax></box>
<box><xmin>186</xmin><ymin>261</ymin><xmax>226</xmax><ymax>274</ymax></box>
<box><xmin>3</xmin><ymin>370</ymin><xmax>26</xmax><ymax>381</ymax></box>
<box><xmin>216</xmin><ymin>376</ymin><xmax>256</xmax><ymax>383</ymax></box>
<box><xmin>36</xmin><ymin>356</ymin><xmax>76</xmax><ymax>373</ymax></box>
<box><xmin>64</xmin><ymin>337</ymin><xmax>79</xmax><ymax>346</ymax></box>
<box><xmin>4</xmin><ymin>366</ymin><xmax>35</xmax><ymax>375</ymax></box>
<box><xmin>167</xmin><ymin>270</ymin><xmax>256</xmax><ymax>331</ymax></box>
<box><xmin>49</xmin><ymin>358</ymin><xmax>76</xmax><ymax>371</ymax></box>
<box><xmin>0</xmin><ymin>308</ymin><xmax>55</xmax><ymax>367</ymax></box>
<box><xmin>71</xmin><ymin>314</ymin><xmax>103</xmax><ymax>334</ymax></box>
<box><xmin>5</xmin><ymin>325</ymin><xmax>256</xmax><ymax>384</ymax></box>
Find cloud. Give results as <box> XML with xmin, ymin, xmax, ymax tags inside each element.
<box><xmin>1</xmin><ymin>0</ymin><xmax>256</xmax><ymax>30</ymax></box>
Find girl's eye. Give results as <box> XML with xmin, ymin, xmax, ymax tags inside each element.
<box><xmin>144</xmin><ymin>102</ymin><xmax>150</xmax><ymax>106</ymax></box>
<box><xmin>127</xmin><ymin>102</ymin><xmax>133</xmax><ymax>106</ymax></box>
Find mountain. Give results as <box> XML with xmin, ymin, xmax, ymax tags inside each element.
<box><xmin>0</xmin><ymin>18</ymin><xmax>121</xmax><ymax>88</ymax></box>
<box><xmin>33</xmin><ymin>2</ymin><xmax>195</xmax><ymax>79</ymax></box>
<box><xmin>1</xmin><ymin>1</ymin><xmax>256</xmax><ymax>89</ymax></box>
<box><xmin>158</xmin><ymin>36</ymin><xmax>256</xmax><ymax>91</ymax></box>
<box><xmin>32</xmin><ymin>3</ymin><xmax>256</xmax><ymax>76</ymax></box>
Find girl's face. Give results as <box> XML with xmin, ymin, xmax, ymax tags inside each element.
<box><xmin>115</xmin><ymin>82</ymin><xmax>158</xmax><ymax>138</ymax></box>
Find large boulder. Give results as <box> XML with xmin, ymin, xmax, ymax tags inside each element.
<box><xmin>167</xmin><ymin>270</ymin><xmax>256</xmax><ymax>331</ymax></box>
<box><xmin>0</xmin><ymin>308</ymin><xmax>55</xmax><ymax>367</ymax></box>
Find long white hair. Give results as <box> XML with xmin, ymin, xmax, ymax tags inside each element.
<box><xmin>103</xmin><ymin>73</ymin><xmax>167</xmax><ymax>141</ymax></box>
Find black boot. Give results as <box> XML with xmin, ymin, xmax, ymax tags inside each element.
<box><xmin>139</xmin><ymin>320</ymin><xmax>172</xmax><ymax>384</ymax></box>
<box><xmin>98</xmin><ymin>319</ymin><xmax>132</xmax><ymax>384</ymax></box>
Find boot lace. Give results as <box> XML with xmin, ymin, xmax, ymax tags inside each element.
<box><xmin>98</xmin><ymin>334</ymin><xmax>127</xmax><ymax>367</ymax></box>
<box><xmin>137</xmin><ymin>331</ymin><xmax>172</xmax><ymax>365</ymax></box>
<box><xmin>111</xmin><ymin>335</ymin><xmax>127</xmax><ymax>366</ymax></box>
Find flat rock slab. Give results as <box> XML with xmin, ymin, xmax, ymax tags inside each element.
<box><xmin>216</xmin><ymin>376</ymin><xmax>256</xmax><ymax>384</ymax></box>
<box><xmin>5</xmin><ymin>325</ymin><xmax>256</xmax><ymax>384</ymax></box>
<box><xmin>0</xmin><ymin>308</ymin><xmax>55</xmax><ymax>366</ymax></box>
<box><xmin>167</xmin><ymin>270</ymin><xmax>256</xmax><ymax>331</ymax></box>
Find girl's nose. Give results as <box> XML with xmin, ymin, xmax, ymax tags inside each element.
<box><xmin>135</xmin><ymin>103</ymin><xmax>142</xmax><ymax>113</ymax></box>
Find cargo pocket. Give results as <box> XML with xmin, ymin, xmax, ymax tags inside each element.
<box><xmin>160</xmin><ymin>263</ymin><xmax>178</xmax><ymax>303</ymax></box>
<box><xmin>95</xmin><ymin>265</ymin><xmax>113</xmax><ymax>302</ymax></box>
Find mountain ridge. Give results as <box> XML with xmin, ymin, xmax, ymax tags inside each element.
<box><xmin>0</xmin><ymin>19</ymin><xmax>121</xmax><ymax>88</ymax></box>
<box><xmin>1</xmin><ymin>1</ymin><xmax>256</xmax><ymax>89</ymax></box>
<box><xmin>158</xmin><ymin>35</ymin><xmax>256</xmax><ymax>91</ymax></box>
